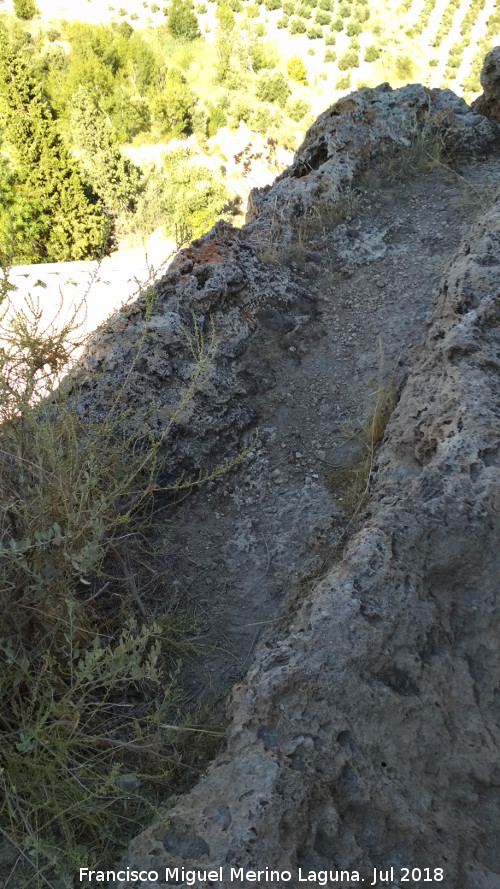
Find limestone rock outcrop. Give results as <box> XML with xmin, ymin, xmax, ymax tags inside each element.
<box><xmin>472</xmin><ymin>46</ymin><xmax>500</xmax><ymax>125</ymax></box>
<box><xmin>107</xmin><ymin>191</ymin><xmax>500</xmax><ymax>889</ymax></box>
<box><xmin>246</xmin><ymin>81</ymin><xmax>500</xmax><ymax>245</ymax></box>
<box><xmin>79</xmin><ymin>79</ymin><xmax>500</xmax><ymax>889</ymax></box>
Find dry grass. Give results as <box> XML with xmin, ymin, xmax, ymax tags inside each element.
<box><xmin>0</xmin><ymin>273</ymin><xmax>245</xmax><ymax>888</ymax></box>
<box><xmin>326</xmin><ymin>379</ymin><xmax>396</xmax><ymax>518</ymax></box>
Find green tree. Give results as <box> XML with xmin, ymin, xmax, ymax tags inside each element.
<box><xmin>150</xmin><ymin>68</ymin><xmax>195</xmax><ymax>136</ymax></box>
<box><xmin>296</xmin><ymin>3</ymin><xmax>312</xmax><ymax>17</ymax></box>
<box><xmin>0</xmin><ymin>29</ymin><xmax>107</xmax><ymax>263</ymax></box>
<box><xmin>214</xmin><ymin>2</ymin><xmax>238</xmax><ymax>83</ymax></box>
<box><xmin>346</xmin><ymin>19</ymin><xmax>361</xmax><ymax>35</ymax></box>
<box><xmin>285</xmin><ymin>96</ymin><xmax>310</xmax><ymax>120</ymax></box>
<box><xmin>248</xmin><ymin>39</ymin><xmax>278</xmax><ymax>71</ymax></box>
<box><xmin>167</xmin><ymin>0</ymin><xmax>201</xmax><ymax>39</ymax></box>
<box><xmin>157</xmin><ymin>147</ymin><xmax>228</xmax><ymax>240</ymax></box>
<box><xmin>13</xmin><ymin>0</ymin><xmax>38</xmax><ymax>19</ymax></box>
<box><xmin>314</xmin><ymin>9</ymin><xmax>330</xmax><ymax>24</ymax></box>
<box><xmin>364</xmin><ymin>43</ymin><xmax>380</xmax><ymax>62</ymax></box>
<box><xmin>338</xmin><ymin>49</ymin><xmax>359</xmax><ymax>69</ymax></box>
<box><xmin>70</xmin><ymin>88</ymin><xmax>143</xmax><ymax>217</ymax></box>
<box><xmin>286</xmin><ymin>54</ymin><xmax>308</xmax><ymax>83</ymax></box>
<box><xmin>255</xmin><ymin>71</ymin><xmax>291</xmax><ymax>107</ymax></box>
<box><xmin>289</xmin><ymin>16</ymin><xmax>306</xmax><ymax>32</ymax></box>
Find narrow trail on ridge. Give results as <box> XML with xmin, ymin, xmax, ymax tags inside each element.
<box><xmin>157</xmin><ymin>151</ymin><xmax>500</xmax><ymax>704</ymax></box>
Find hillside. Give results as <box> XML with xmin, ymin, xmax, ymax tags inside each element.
<box><xmin>1</xmin><ymin>0</ymin><xmax>500</xmax><ymax>275</ymax></box>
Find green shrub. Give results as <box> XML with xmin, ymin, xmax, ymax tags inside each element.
<box><xmin>346</xmin><ymin>19</ymin><xmax>361</xmax><ymax>35</ymax></box>
<box><xmin>149</xmin><ymin>68</ymin><xmax>196</xmax><ymax>136</ymax></box>
<box><xmin>314</xmin><ymin>9</ymin><xmax>330</xmax><ymax>24</ymax></box>
<box><xmin>254</xmin><ymin>20</ymin><xmax>266</xmax><ymax>33</ymax></box>
<box><xmin>0</xmin><ymin>282</ymin><xmax>232</xmax><ymax>887</ymax></box>
<box><xmin>277</xmin><ymin>14</ymin><xmax>289</xmax><ymax>26</ymax></box>
<box><xmin>331</xmin><ymin>15</ymin><xmax>344</xmax><ymax>29</ymax></box>
<box><xmin>296</xmin><ymin>2</ymin><xmax>312</xmax><ymax>16</ymax></box>
<box><xmin>167</xmin><ymin>0</ymin><xmax>201</xmax><ymax>39</ymax></box>
<box><xmin>338</xmin><ymin>1</ymin><xmax>350</xmax><ymax>16</ymax></box>
<box><xmin>207</xmin><ymin>102</ymin><xmax>227</xmax><ymax>135</ymax></box>
<box><xmin>265</xmin><ymin>0</ymin><xmax>282</xmax><ymax>8</ymax></box>
<box><xmin>249</xmin><ymin>40</ymin><xmax>278</xmax><ymax>70</ymax></box>
<box><xmin>255</xmin><ymin>70</ymin><xmax>291</xmax><ymax>106</ymax></box>
<box><xmin>250</xmin><ymin>103</ymin><xmax>272</xmax><ymax>134</ymax></box>
<box><xmin>283</xmin><ymin>0</ymin><xmax>295</xmax><ymax>10</ymax></box>
<box><xmin>286</xmin><ymin>54</ymin><xmax>308</xmax><ymax>83</ymax></box>
<box><xmin>286</xmin><ymin>96</ymin><xmax>311</xmax><ymax>120</ymax></box>
<box><xmin>289</xmin><ymin>15</ymin><xmax>307</xmax><ymax>31</ymax></box>
<box><xmin>246</xmin><ymin>1</ymin><xmax>260</xmax><ymax>14</ymax></box>
<box><xmin>13</xmin><ymin>0</ymin><xmax>38</xmax><ymax>17</ymax></box>
<box><xmin>46</xmin><ymin>27</ymin><xmax>61</xmax><ymax>41</ymax></box>
<box><xmin>394</xmin><ymin>54</ymin><xmax>414</xmax><ymax>79</ymax></box>
<box><xmin>151</xmin><ymin>2</ymin><xmax>160</xmax><ymax>10</ymax></box>
<box><xmin>338</xmin><ymin>49</ymin><xmax>358</xmax><ymax>69</ymax></box>
<box><xmin>117</xmin><ymin>6</ymin><xmax>127</xmax><ymax>14</ymax></box>
<box><xmin>307</xmin><ymin>24</ymin><xmax>322</xmax><ymax>37</ymax></box>
<box><xmin>364</xmin><ymin>43</ymin><xmax>380</xmax><ymax>62</ymax></box>
<box><xmin>336</xmin><ymin>72</ymin><xmax>350</xmax><ymax>88</ymax></box>
<box><xmin>324</xmin><ymin>32</ymin><xmax>336</xmax><ymax>44</ymax></box>
<box><xmin>355</xmin><ymin>4</ymin><xmax>369</xmax><ymax>21</ymax></box>
<box><xmin>130</xmin><ymin>11</ymin><xmax>139</xmax><ymax>18</ymax></box>
<box><xmin>229</xmin><ymin>95</ymin><xmax>253</xmax><ymax>127</ymax></box>
<box><xmin>318</xmin><ymin>0</ymin><xmax>333</xmax><ymax>9</ymax></box>
<box><xmin>324</xmin><ymin>48</ymin><xmax>336</xmax><ymax>61</ymax></box>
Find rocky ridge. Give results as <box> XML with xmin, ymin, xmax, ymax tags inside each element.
<box><xmin>78</xmin><ymin>66</ymin><xmax>500</xmax><ymax>888</ymax></box>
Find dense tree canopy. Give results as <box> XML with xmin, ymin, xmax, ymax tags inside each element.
<box><xmin>0</xmin><ymin>27</ymin><xmax>108</xmax><ymax>263</ymax></box>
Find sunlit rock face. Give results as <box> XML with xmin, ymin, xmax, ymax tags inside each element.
<box><xmin>81</xmin><ymin>68</ymin><xmax>500</xmax><ymax>889</ymax></box>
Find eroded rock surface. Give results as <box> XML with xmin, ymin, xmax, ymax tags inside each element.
<box><xmin>472</xmin><ymin>46</ymin><xmax>500</xmax><ymax>125</ymax></box>
<box><xmin>108</xmin><ymin>187</ymin><xmax>500</xmax><ymax>889</ymax></box>
<box><xmin>78</xmin><ymin>82</ymin><xmax>500</xmax><ymax>888</ymax></box>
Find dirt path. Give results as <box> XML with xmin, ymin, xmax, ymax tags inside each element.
<box><xmin>159</xmin><ymin>152</ymin><xmax>500</xmax><ymax>705</ymax></box>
